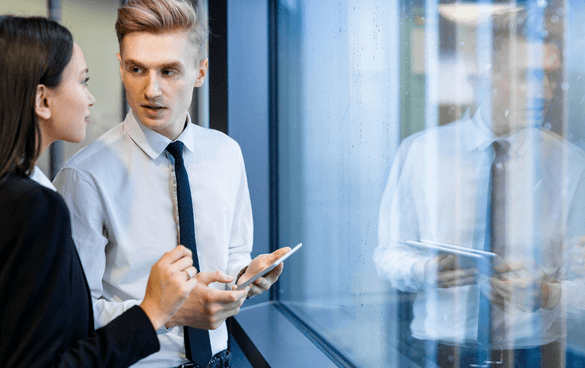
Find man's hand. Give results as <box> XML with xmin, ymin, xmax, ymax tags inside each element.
<box><xmin>140</xmin><ymin>246</ymin><xmax>199</xmax><ymax>331</ymax></box>
<box><xmin>234</xmin><ymin>247</ymin><xmax>291</xmax><ymax>298</ymax></box>
<box><xmin>489</xmin><ymin>261</ymin><xmax>556</xmax><ymax>313</ymax></box>
<box><xmin>424</xmin><ymin>254</ymin><xmax>477</xmax><ymax>288</ymax></box>
<box><xmin>165</xmin><ymin>271</ymin><xmax>250</xmax><ymax>330</ymax></box>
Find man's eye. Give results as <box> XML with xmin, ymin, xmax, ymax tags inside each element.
<box><xmin>163</xmin><ymin>70</ymin><xmax>176</xmax><ymax>76</ymax></box>
<box><xmin>131</xmin><ymin>67</ymin><xmax>143</xmax><ymax>74</ymax></box>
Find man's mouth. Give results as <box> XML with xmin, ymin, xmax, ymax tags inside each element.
<box><xmin>143</xmin><ymin>105</ymin><xmax>165</xmax><ymax>111</ymax></box>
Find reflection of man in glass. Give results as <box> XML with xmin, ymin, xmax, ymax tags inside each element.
<box><xmin>374</xmin><ymin>10</ymin><xmax>585</xmax><ymax>368</ymax></box>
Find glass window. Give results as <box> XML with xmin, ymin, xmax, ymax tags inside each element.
<box><xmin>276</xmin><ymin>0</ymin><xmax>585</xmax><ymax>367</ymax></box>
<box><xmin>0</xmin><ymin>1</ymin><xmax>47</xmax><ymax>16</ymax></box>
<box><xmin>60</xmin><ymin>0</ymin><xmax>123</xmax><ymax>163</ymax></box>
<box><xmin>1</xmin><ymin>0</ymin><xmax>124</xmax><ymax>176</ymax></box>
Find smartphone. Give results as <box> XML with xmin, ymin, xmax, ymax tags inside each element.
<box><xmin>236</xmin><ymin>243</ymin><xmax>302</xmax><ymax>290</ymax></box>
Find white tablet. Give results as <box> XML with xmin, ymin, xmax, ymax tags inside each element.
<box><xmin>236</xmin><ymin>243</ymin><xmax>302</xmax><ymax>290</ymax></box>
<box><xmin>404</xmin><ymin>240</ymin><xmax>498</xmax><ymax>271</ymax></box>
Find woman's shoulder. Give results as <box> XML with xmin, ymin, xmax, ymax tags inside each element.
<box><xmin>0</xmin><ymin>173</ymin><xmax>68</xmax><ymax>221</ymax></box>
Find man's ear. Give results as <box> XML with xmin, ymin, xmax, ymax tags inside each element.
<box><xmin>117</xmin><ymin>52</ymin><xmax>124</xmax><ymax>80</ymax></box>
<box><xmin>34</xmin><ymin>84</ymin><xmax>51</xmax><ymax>121</ymax></box>
<box><xmin>194</xmin><ymin>58</ymin><xmax>208</xmax><ymax>87</ymax></box>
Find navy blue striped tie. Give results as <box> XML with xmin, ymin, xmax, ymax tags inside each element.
<box><xmin>166</xmin><ymin>141</ymin><xmax>212</xmax><ymax>367</ymax></box>
<box><xmin>478</xmin><ymin>140</ymin><xmax>509</xmax><ymax>365</ymax></box>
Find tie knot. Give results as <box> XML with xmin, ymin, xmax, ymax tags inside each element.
<box><xmin>166</xmin><ymin>141</ymin><xmax>184</xmax><ymax>161</ymax></box>
<box><xmin>492</xmin><ymin>140</ymin><xmax>510</xmax><ymax>157</ymax></box>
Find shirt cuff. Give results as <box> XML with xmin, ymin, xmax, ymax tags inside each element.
<box><xmin>412</xmin><ymin>256</ymin><xmax>432</xmax><ymax>288</ymax></box>
<box><xmin>544</xmin><ymin>282</ymin><xmax>562</xmax><ymax>310</ymax></box>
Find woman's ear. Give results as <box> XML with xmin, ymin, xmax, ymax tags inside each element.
<box><xmin>34</xmin><ymin>84</ymin><xmax>51</xmax><ymax>121</ymax></box>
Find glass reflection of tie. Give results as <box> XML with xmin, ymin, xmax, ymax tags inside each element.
<box><xmin>166</xmin><ymin>141</ymin><xmax>212</xmax><ymax>368</ymax></box>
<box><xmin>478</xmin><ymin>140</ymin><xmax>509</xmax><ymax>364</ymax></box>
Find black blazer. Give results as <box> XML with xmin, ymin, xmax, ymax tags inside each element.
<box><xmin>0</xmin><ymin>173</ymin><xmax>160</xmax><ymax>368</ymax></box>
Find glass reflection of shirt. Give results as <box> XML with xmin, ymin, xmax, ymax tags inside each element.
<box><xmin>374</xmin><ymin>110</ymin><xmax>585</xmax><ymax>349</ymax></box>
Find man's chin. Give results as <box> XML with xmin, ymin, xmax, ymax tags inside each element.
<box><xmin>136</xmin><ymin>112</ymin><xmax>167</xmax><ymax>127</ymax></box>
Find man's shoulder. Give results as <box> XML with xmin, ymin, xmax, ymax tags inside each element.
<box><xmin>193</xmin><ymin>123</ymin><xmax>237</xmax><ymax>143</ymax></box>
<box><xmin>62</xmin><ymin>122</ymin><xmax>128</xmax><ymax>171</ymax></box>
<box><xmin>400</xmin><ymin>118</ymin><xmax>470</xmax><ymax>152</ymax></box>
<box><xmin>540</xmin><ymin>129</ymin><xmax>585</xmax><ymax>168</ymax></box>
<box><xmin>539</xmin><ymin>129</ymin><xmax>585</xmax><ymax>157</ymax></box>
<box><xmin>191</xmin><ymin>124</ymin><xmax>243</xmax><ymax>156</ymax></box>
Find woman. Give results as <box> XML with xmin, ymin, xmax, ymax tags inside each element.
<box><xmin>0</xmin><ymin>15</ymin><xmax>198</xmax><ymax>367</ymax></box>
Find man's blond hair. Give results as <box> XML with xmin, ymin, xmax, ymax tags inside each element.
<box><xmin>115</xmin><ymin>0</ymin><xmax>207</xmax><ymax>61</ymax></box>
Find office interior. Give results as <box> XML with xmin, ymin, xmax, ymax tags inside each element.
<box><xmin>4</xmin><ymin>0</ymin><xmax>585</xmax><ymax>367</ymax></box>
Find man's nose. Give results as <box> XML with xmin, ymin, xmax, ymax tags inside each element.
<box><xmin>527</xmin><ymin>71</ymin><xmax>554</xmax><ymax>101</ymax></box>
<box><xmin>145</xmin><ymin>72</ymin><xmax>162</xmax><ymax>98</ymax></box>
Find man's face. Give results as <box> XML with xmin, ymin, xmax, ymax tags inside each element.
<box><xmin>488</xmin><ymin>39</ymin><xmax>561</xmax><ymax>136</ymax></box>
<box><xmin>117</xmin><ymin>31</ymin><xmax>207</xmax><ymax>140</ymax></box>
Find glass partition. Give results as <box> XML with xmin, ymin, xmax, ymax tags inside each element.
<box><xmin>60</xmin><ymin>0</ymin><xmax>123</xmax><ymax>163</ymax></box>
<box><xmin>276</xmin><ymin>0</ymin><xmax>585</xmax><ymax>367</ymax></box>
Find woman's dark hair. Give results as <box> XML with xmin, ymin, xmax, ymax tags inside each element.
<box><xmin>0</xmin><ymin>15</ymin><xmax>73</xmax><ymax>180</ymax></box>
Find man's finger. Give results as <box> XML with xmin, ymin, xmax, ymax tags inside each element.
<box><xmin>437</xmin><ymin>254</ymin><xmax>457</xmax><ymax>271</ymax></box>
<box><xmin>264</xmin><ymin>263</ymin><xmax>284</xmax><ymax>281</ymax></box>
<box><xmin>161</xmin><ymin>245</ymin><xmax>192</xmax><ymax>263</ymax></box>
<box><xmin>495</xmin><ymin>261</ymin><xmax>525</xmax><ymax>273</ymax></box>
<box><xmin>438</xmin><ymin>268</ymin><xmax>476</xmax><ymax>283</ymax></box>
<box><xmin>170</xmin><ymin>256</ymin><xmax>194</xmax><ymax>273</ymax></box>
<box><xmin>196</xmin><ymin>270</ymin><xmax>234</xmax><ymax>285</ymax></box>
<box><xmin>271</xmin><ymin>247</ymin><xmax>291</xmax><ymax>260</ymax></box>
<box><xmin>440</xmin><ymin>274</ymin><xmax>477</xmax><ymax>288</ymax></box>
<box><xmin>491</xmin><ymin>278</ymin><xmax>515</xmax><ymax>298</ymax></box>
<box><xmin>195</xmin><ymin>284</ymin><xmax>249</xmax><ymax>304</ymax></box>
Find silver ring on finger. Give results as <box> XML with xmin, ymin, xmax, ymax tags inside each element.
<box><xmin>186</xmin><ymin>268</ymin><xmax>195</xmax><ymax>279</ymax></box>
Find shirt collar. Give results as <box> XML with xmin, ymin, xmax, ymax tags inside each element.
<box><xmin>464</xmin><ymin>107</ymin><xmax>534</xmax><ymax>157</ymax></box>
<box><xmin>124</xmin><ymin>112</ymin><xmax>196</xmax><ymax>159</ymax></box>
<box><xmin>30</xmin><ymin>166</ymin><xmax>56</xmax><ymax>191</ymax></box>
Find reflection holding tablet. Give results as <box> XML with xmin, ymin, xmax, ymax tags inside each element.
<box><xmin>404</xmin><ymin>240</ymin><xmax>517</xmax><ymax>288</ymax></box>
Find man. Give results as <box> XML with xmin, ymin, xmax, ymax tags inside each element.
<box><xmin>374</xmin><ymin>10</ymin><xmax>585</xmax><ymax>368</ymax></box>
<box><xmin>54</xmin><ymin>1</ymin><xmax>287</xmax><ymax>367</ymax></box>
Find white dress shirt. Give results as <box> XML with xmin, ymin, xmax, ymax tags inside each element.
<box><xmin>374</xmin><ymin>111</ymin><xmax>585</xmax><ymax>349</ymax></box>
<box><xmin>54</xmin><ymin>112</ymin><xmax>253</xmax><ymax>367</ymax></box>
<box><xmin>30</xmin><ymin>166</ymin><xmax>56</xmax><ymax>191</ymax></box>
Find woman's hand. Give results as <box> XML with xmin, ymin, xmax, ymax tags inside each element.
<box><xmin>139</xmin><ymin>245</ymin><xmax>198</xmax><ymax>330</ymax></box>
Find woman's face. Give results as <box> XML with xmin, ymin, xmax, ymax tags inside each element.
<box><xmin>41</xmin><ymin>42</ymin><xmax>95</xmax><ymax>147</ymax></box>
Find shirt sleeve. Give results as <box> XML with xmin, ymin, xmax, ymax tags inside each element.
<box><xmin>558</xmin><ymin>169</ymin><xmax>585</xmax><ymax>310</ymax></box>
<box><xmin>373</xmin><ymin>135</ymin><xmax>431</xmax><ymax>292</ymax></box>
<box><xmin>0</xmin><ymin>186</ymin><xmax>159</xmax><ymax>368</ymax></box>
<box><xmin>225</xmin><ymin>146</ymin><xmax>253</xmax><ymax>288</ymax></box>
<box><xmin>54</xmin><ymin>168</ymin><xmax>141</xmax><ymax>328</ymax></box>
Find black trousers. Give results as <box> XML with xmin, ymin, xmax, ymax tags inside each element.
<box><xmin>419</xmin><ymin>340</ymin><xmax>561</xmax><ymax>368</ymax></box>
<box><xmin>175</xmin><ymin>349</ymin><xmax>232</xmax><ymax>368</ymax></box>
